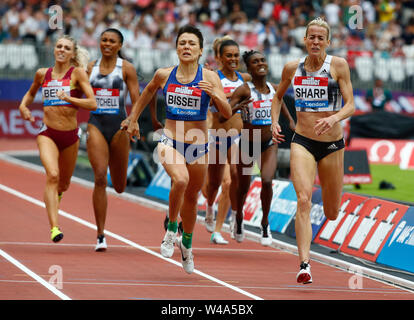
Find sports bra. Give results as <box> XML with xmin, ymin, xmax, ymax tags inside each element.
<box><xmin>242</xmin><ymin>81</ymin><xmax>275</xmax><ymax>125</ymax></box>
<box><xmin>42</xmin><ymin>67</ymin><xmax>82</xmax><ymax>109</ymax></box>
<box><xmin>292</xmin><ymin>55</ymin><xmax>342</xmax><ymax>112</ymax></box>
<box><xmin>210</xmin><ymin>70</ymin><xmax>244</xmax><ymax>113</ymax></box>
<box><xmin>163</xmin><ymin>65</ymin><xmax>210</xmax><ymax>121</ymax></box>
<box><xmin>89</xmin><ymin>57</ymin><xmax>127</xmax><ymax>116</ymax></box>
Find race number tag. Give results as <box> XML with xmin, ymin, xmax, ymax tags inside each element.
<box><xmin>294</xmin><ymin>76</ymin><xmax>329</xmax><ymax>109</ymax></box>
<box><xmin>251</xmin><ymin>99</ymin><xmax>272</xmax><ymax>125</ymax></box>
<box><xmin>166</xmin><ymin>84</ymin><xmax>202</xmax><ymax>117</ymax></box>
<box><xmin>92</xmin><ymin>88</ymin><xmax>120</xmax><ymax>114</ymax></box>
<box><xmin>42</xmin><ymin>79</ymin><xmax>71</xmax><ymax>107</ymax></box>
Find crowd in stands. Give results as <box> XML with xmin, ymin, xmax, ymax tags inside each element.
<box><xmin>1</xmin><ymin>0</ymin><xmax>414</xmax><ymax>64</ymax></box>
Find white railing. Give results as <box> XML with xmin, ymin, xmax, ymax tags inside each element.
<box><xmin>0</xmin><ymin>43</ymin><xmax>413</xmax><ymax>91</ymax></box>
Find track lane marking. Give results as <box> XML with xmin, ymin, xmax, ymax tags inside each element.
<box><xmin>0</xmin><ymin>183</ymin><xmax>263</xmax><ymax>300</ymax></box>
<box><xmin>0</xmin><ymin>248</ymin><xmax>71</xmax><ymax>300</ymax></box>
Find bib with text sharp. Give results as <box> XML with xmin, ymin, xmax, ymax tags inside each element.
<box><xmin>294</xmin><ymin>76</ymin><xmax>329</xmax><ymax>109</ymax></box>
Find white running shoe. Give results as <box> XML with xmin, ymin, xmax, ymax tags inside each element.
<box><xmin>205</xmin><ymin>205</ymin><xmax>215</xmax><ymax>233</ymax></box>
<box><xmin>95</xmin><ymin>235</ymin><xmax>107</xmax><ymax>252</ymax></box>
<box><xmin>160</xmin><ymin>230</ymin><xmax>177</xmax><ymax>258</ymax></box>
<box><xmin>260</xmin><ymin>224</ymin><xmax>273</xmax><ymax>247</ymax></box>
<box><xmin>210</xmin><ymin>232</ymin><xmax>229</xmax><ymax>245</ymax></box>
<box><xmin>296</xmin><ymin>262</ymin><xmax>313</xmax><ymax>284</ymax></box>
<box><xmin>179</xmin><ymin>241</ymin><xmax>194</xmax><ymax>274</ymax></box>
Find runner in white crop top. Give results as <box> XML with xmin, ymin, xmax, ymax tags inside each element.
<box><xmin>230</xmin><ymin>50</ymin><xmax>295</xmax><ymax>246</ymax></box>
<box><xmin>270</xmin><ymin>17</ymin><xmax>355</xmax><ymax>284</ymax></box>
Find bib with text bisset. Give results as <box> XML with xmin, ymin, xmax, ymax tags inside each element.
<box><xmin>165</xmin><ymin>83</ymin><xmax>202</xmax><ymax>118</ymax></box>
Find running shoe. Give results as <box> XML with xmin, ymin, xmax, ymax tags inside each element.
<box><xmin>296</xmin><ymin>262</ymin><xmax>313</xmax><ymax>284</ymax></box>
<box><xmin>210</xmin><ymin>232</ymin><xmax>229</xmax><ymax>245</ymax></box>
<box><xmin>260</xmin><ymin>224</ymin><xmax>273</xmax><ymax>247</ymax></box>
<box><xmin>179</xmin><ymin>240</ymin><xmax>194</xmax><ymax>274</ymax></box>
<box><xmin>95</xmin><ymin>234</ymin><xmax>107</xmax><ymax>252</ymax></box>
<box><xmin>205</xmin><ymin>205</ymin><xmax>215</xmax><ymax>233</ymax></box>
<box><xmin>51</xmin><ymin>226</ymin><xmax>63</xmax><ymax>243</ymax></box>
<box><xmin>160</xmin><ymin>230</ymin><xmax>177</xmax><ymax>258</ymax></box>
<box><xmin>58</xmin><ymin>192</ymin><xmax>63</xmax><ymax>203</ymax></box>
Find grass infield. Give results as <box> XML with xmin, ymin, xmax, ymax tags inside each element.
<box><xmin>345</xmin><ymin>164</ymin><xmax>414</xmax><ymax>205</ymax></box>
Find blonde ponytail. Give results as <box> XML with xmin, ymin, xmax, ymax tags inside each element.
<box><xmin>212</xmin><ymin>35</ymin><xmax>233</xmax><ymax>59</ymax></box>
<box><xmin>74</xmin><ymin>46</ymin><xmax>90</xmax><ymax>70</ymax></box>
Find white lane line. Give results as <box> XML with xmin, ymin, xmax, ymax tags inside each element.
<box><xmin>0</xmin><ymin>183</ymin><xmax>263</xmax><ymax>300</ymax></box>
<box><xmin>3</xmin><ymin>153</ymin><xmax>413</xmax><ymax>293</ymax></box>
<box><xmin>0</xmin><ymin>242</ymin><xmax>282</xmax><ymax>253</ymax></box>
<box><xmin>0</xmin><ymin>279</ymin><xmax>406</xmax><ymax>295</ymax></box>
<box><xmin>0</xmin><ymin>248</ymin><xmax>71</xmax><ymax>300</ymax></box>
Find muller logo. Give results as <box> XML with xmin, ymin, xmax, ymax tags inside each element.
<box><xmin>96</xmin><ymin>89</ymin><xmax>113</xmax><ymax>96</ymax></box>
<box><xmin>175</xmin><ymin>86</ymin><xmax>194</xmax><ymax>95</ymax></box>
<box><xmin>47</xmin><ymin>80</ymin><xmax>63</xmax><ymax>87</ymax></box>
<box><xmin>301</xmin><ymin>77</ymin><xmax>320</xmax><ymax>86</ymax></box>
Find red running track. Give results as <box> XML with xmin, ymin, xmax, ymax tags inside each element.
<box><xmin>0</xmin><ymin>139</ymin><xmax>413</xmax><ymax>301</ymax></box>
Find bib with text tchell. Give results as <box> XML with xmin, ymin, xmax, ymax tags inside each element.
<box><xmin>92</xmin><ymin>88</ymin><xmax>120</xmax><ymax>114</ymax></box>
<box><xmin>251</xmin><ymin>99</ymin><xmax>272</xmax><ymax>125</ymax></box>
<box><xmin>42</xmin><ymin>79</ymin><xmax>71</xmax><ymax>107</ymax></box>
<box><xmin>294</xmin><ymin>76</ymin><xmax>329</xmax><ymax>109</ymax></box>
<box><xmin>166</xmin><ymin>83</ymin><xmax>202</xmax><ymax>117</ymax></box>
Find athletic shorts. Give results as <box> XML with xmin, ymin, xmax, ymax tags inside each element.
<box><xmin>38</xmin><ymin>123</ymin><xmax>80</xmax><ymax>151</ymax></box>
<box><xmin>212</xmin><ymin>133</ymin><xmax>241</xmax><ymax>155</ymax></box>
<box><xmin>238</xmin><ymin>136</ymin><xmax>274</xmax><ymax>159</ymax></box>
<box><xmin>88</xmin><ymin>113</ymin><xmax>125</xmax><ymax>145</ymax></box>
<box><xmin>159</xmin><ymin>134</ymin><xmax>209</xmax><ymax>164</ymax></box>
<box><xmin>291</xmin><ymin>132</ymin><xmax>345</xmax><ymax>162</ymax></box>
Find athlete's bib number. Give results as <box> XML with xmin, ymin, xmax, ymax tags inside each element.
<box><xmin>42</xmin><ymin>79</ymin><xmax>71</xmax><ymax>107</ymax></box>
<box><xmin>92</xmin><ymin>88</ymin><xmax>120</xmax><ymax>114</ymax></box>
<box><xmin>294</xmin><ymin>76</ymin><xmax>329</xmax><ymax>109</ymax></box>
<box><xmin>166</xmin><ymin>84</ymin><xmax>202</xmax><ymax>117</ymax></box>
<box><xmin>251</xmin><ymin>100</ymin><xmax>272</xmax><ymax>125</ymax></box>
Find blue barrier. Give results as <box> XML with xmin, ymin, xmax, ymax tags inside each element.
<box><xmin>376</xmin><ymin>206</ymin><xmax>414</xmax><ymax>273</ymax></box>
<box><xmin>144</xmin><ymin>164</ymin><xmax>171</xmax><ymax>201</ymax></box>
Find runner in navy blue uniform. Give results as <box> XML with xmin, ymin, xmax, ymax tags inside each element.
<box><xmin>271</xmin><ymin>18</ymin><xmax>355</xmax><ymax>284</ymax></box>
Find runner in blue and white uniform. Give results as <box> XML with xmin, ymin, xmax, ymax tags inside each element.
<box><xmin>204</xmin><ymin>37</ymin><xmax>251</xmax><ymax>245</ymax></box>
